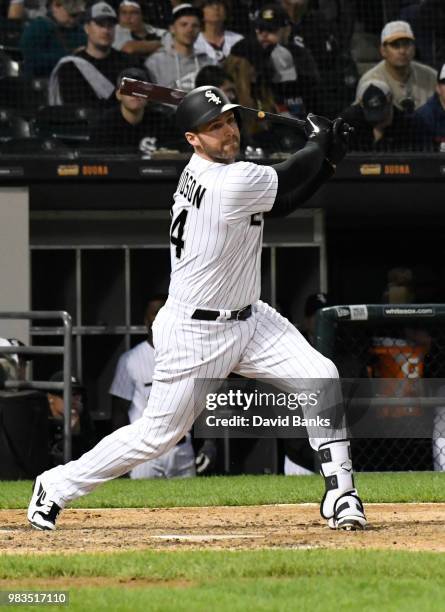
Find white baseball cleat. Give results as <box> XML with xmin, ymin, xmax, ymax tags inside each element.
<box><xmin>327</xmin><ymin>492</ymin><xmax>367</xmax><ymax>531</ymax></box>
<box><xmin>27</xmin><ymin>476</ymin><xmax>61</xmax><ymax>531</ymax></box>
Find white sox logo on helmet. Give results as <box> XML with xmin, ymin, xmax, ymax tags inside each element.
<box><xmin>205</xmin><ymin>90</ymin><xmax>221</xmax><ymax>105</ymax></box>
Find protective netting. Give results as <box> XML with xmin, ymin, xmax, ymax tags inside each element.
<box><xmin>330</xmin><ymin>316</ymin><xmax>445</xmax><ymax>471</ymax></box>
<box><xmin>1</xmin><ymin>0</ymin><xmax>444</xmax><ymax>156</ymax></box>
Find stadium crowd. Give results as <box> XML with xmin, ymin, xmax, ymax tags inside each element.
<box><xmin>0</xmin><ymin>0</ymin><xmax>445</xmax><ymax>153</ymax></box>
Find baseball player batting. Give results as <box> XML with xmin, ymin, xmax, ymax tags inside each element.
<box><xmin>28</xmin><ymin>85</ymin><xmax>366</xmax><ymax>531</ymax></box>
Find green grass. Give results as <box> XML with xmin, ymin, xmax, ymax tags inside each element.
<box><xmin>1</xmin><ymin>474</ymin><xmax>444</xmax><ymax>610</ymax></box>
<box><xmin>1</xmin><ymin>550</ymin><xmax>444</xmax><ymax>612</ymax></box>
<box><xmin>1</xmin><ymin>472</ymin><xmax>444</xmax><ymax>509</ymax></box>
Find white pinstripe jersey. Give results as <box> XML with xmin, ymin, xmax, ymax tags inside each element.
<box><xmin>109</xmin><ymin>341</ymin><xmax>155</xmax><ymax>423</ymax></box>
<box><xmin>169</xmin><ymin>153</ymin><xmax>278</xmax><ymax>310</ymax></box>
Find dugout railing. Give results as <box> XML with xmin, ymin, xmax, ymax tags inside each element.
<box><xmin>315</xmin><ymin>304</ymin><xmax>445</xmax><ymax>471</ymax></box>
<box><xmin>0</xmin><ymin>310</ymin><xmax>73</xmax><ymax>462</ymax></box>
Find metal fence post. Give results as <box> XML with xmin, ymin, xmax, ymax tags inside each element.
<box><xmin>62</xmin><ymin>311</ymin><xmax>72</xmax><ymax>463</ymax></box>
<box><xmin>0</xmin><ymin>310</ymin><xmax>73</xmax><ymax>463</ymax></box>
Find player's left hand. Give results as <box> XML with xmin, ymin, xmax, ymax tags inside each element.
<box><xmin>304</xmin><ymin>113</ymin><xmax>333</xmax><ymax>154</ymax></box>
<box><xmin>195</xmin><ymin>440</ymin><xmax>217</xmax><ymax>475</ymax></box>
<box><xmin>326</xmin><ymin>117</ymin><xmax>353</xmax><ymax>165</ymax></box>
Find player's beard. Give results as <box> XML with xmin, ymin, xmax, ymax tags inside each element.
<box><xmin>196</xmin><ymin>134</ymin><xmax>240</xmax><ymax>164</ymax></box>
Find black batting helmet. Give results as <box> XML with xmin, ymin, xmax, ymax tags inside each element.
<box><xmin>175</xmin><ymin>85</ymin><xmax>239</xmax><ymax>134</ymax></box>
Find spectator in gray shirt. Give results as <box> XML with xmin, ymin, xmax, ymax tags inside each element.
<box><xmin>145</xmin><ymin>3</ymin><xmax>215</xmax><ymax>93</ymax></box>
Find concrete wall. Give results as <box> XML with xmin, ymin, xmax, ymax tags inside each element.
<box><xmin>0</xmin><ymin>188</ymin><xmax>29</xmax><ymax>342</ymax></box>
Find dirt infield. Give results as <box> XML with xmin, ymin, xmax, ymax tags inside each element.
<box><xmin>1</xmin><ymin>503</ymin><xmax>444</xmax><ymax>554</ymax></box>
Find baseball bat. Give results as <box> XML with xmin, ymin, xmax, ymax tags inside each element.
<box><xmin>120</xmin><ymin>77</ymin><xmax>187</xmax><ymax>105</ymax></box>
<box><xmin>119</xmin><ymin>78</ymin><xmax>353</xmax><ymax>138</ymax></box>
<box><xmin>119</xmin><ymin>77</ymin><xmax>307</xmax><ymax>132</ymax></box>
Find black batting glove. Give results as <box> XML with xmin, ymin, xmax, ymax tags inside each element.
<box><xmin>326</xmin><ymin>117</ymin><xmax>354</xmax><ymax>165</ymax></box>
<box><xmin>304</xmin><ymin>113</ymin><xmax>333</xmax><ymax>156</ymax></box>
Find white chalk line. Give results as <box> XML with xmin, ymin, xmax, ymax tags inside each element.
<box><xmin>151</xmin><ymin>534</ymin><xmax>264</xmax><ymax>541</ymax></box>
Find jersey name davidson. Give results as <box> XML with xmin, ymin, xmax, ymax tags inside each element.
<box><xmin>177</xmin><ymin>170</ymin><xmax>206</xmax><ymax>208</ymax></box>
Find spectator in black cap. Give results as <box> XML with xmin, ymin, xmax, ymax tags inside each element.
<box><xmin>415</xmin><ymin>63</ymin><xmax>445</xmax><ymax>151</ymax></box>
<box><xmin>194</xmin><ymin>0</ymin><xmax>244</xmax><ymax>64</ymax></box>
<box><xmin>90</xmin><ymin>67</ymin><xmax>184</xmax><ymax>151</ymax></box>
<box><xmin>142</xmin><ymin>0</ymin><xmax>185</xmax><ymax>30</ymax></box>
<box><xmin>113</xmin><ymin>0</ymin><xmax>168</xmax><ymax>58</ymax></box>
<box><xmin>280</xmin><ymin>0</ymin><xmax>357</xmax><ymax>118</ymax></box>
<box><xmin>48</xmin><ymin>0</ymin><xmax>135</xmax><ymax>107</ymax></box>
<box><xmin>229</xmin><ymin>3</ymin><xmax>314</xmax><ymax>119</ymax></box>
<box><xmin>144</xmin><ymin>3</ymin><xmax>215</xmax><ymax>93</ymax></box>
<box><xmin>341</xmin><ymin>79</ymin><xmax>426</xmax><ymax>151</ymax></box>
<box><xmin>47</xmin><ymin>371</ymin><xmax>96</xmax><ymax>466</ymax></box>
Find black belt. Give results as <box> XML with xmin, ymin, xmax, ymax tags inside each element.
<box><xmin>191</xmin><ymin>305</ymin><xmax>252</xmax><ymax>321</ymax></box>
<box><xmin>176</xmin><ymin>436</ymin><xmax>187</xmax><ymax>446</ymax></box>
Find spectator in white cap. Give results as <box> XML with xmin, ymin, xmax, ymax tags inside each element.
<box><xmin>415</xmin><ymin>63</ymin><xmax>445</xmax><ymax>151</ymax></box>
<box><xmin>145</xmin><ymin>3</ymin><xmax>215</xmax><ymax>94</ymax></box>
<box><xmin>342</xmin><ymin>78</ymin><xmax>425</xmax><ymax>151</ymax></box>
<box><xmin>48</xmin><ymin>1</ymin><xmax>135</xmax><ymax>106</ymax></box>
<box><xmin>113</xmin><ymin>0</ymin><xmax>167</xmax><ymax>58</ymax></box>
<box><xmin>356</xmin><ymin>20</ymin><xmax>437</xmax><ymax>113</ymax></box>
<box><xmin>194</xmin><ymin>0</ymin><xmax>243</xmax><ymax>64</ymax></box>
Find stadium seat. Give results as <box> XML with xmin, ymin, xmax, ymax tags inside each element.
<box><xmin>0</xmin><ymin>18</ymin><xmax>23</xmax><ymax>50</ymax></box>
<box><xmin>0</xmin><ymin>20</ymin><xmax>23</xmax><ymax>66</ymax></box>
<box><xmin>0</xmin><ymin>50</ymin><xmax>20</xmax><ymax>77</ymax></box>
<box><xmin>32</xmin><ymin>105</ymin><xmax>97</xmax><ymax>144</ymax></box>
<box><xmin>0</xmin><ymin>108</ymin><xmax>30</xmax><ymax>142</ymax></box>
<box><xmin>31</xmin><ymin>77</ymin><xmax>48</xmax><ymax>97</ymax></box>
<box><xmin>0</xmin><ymin>136</ymin><xmax>73</xmax><ymax>155</ymax></box>
<box><xmin>0</xmin><ymin>76</ymin><xmax>47</xmax><ymax>118</ymax></box>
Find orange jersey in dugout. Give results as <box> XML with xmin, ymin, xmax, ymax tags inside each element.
<box><xmin>368</xmin><ymin>342</ymin><xmax>425</xmax><ymax>418</ymax></box>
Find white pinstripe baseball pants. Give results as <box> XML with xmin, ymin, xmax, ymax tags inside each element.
<box><xmin>44</xmin><ymin>299</ymin><xmax>343</xmax><ymax>506</ymax></box>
